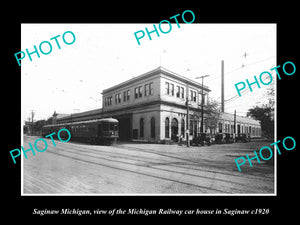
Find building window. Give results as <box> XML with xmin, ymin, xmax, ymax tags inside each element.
<box><xmin>138</xmin><ymin>86</ymin><xmax>142</xmax><ymax>98</ymax></box>
<box><xmin>145</xmin><ymin>83</ymin><xmax>153</xmax><ymax>96</ymax></box>
<box><xmin>140</xmin><ymin>118</ymin><xmax>144</xmax><ymax>138</ymax></box>
<box><xmin>115</xmin><ymin>93</ymin><xmax>121</xmax><ymax>104</ymax></box>
<box><xmin>171</xmin><ymin>118</ymin><xmax>178</xmax><ymax>141</ymax></box>
<box><xmin>123</xmin><ymin>90</ymin><xmax>130</xmax><ymax>102</ymax></box>
<box><xmin>165</xmin><ymin>117</ymin><xmax>170</xmax><ymax>138</ymax></box>
<box><xmin>165</xmin><ymin>82</ymin><xmax>169</xmax><ymax>95</ymax></box>
<box><xmin>118</xmin><ymin>93</ymin><xmax>121</xmax><ymax>103</ymax></box>
<box><xmin>181</xmin><ymin>119</ymin><xmax>185</xmax><ymax>136</ymax></box>
<box><xmin>145</xmin><ymin>84</ymin><xmax>149</xmax><ymax>96</ymax></box>
<box><xmin>127</xmin><ymin>90</ymin><xmax>130</xmax><ymax>101</ymax></box>
<box><xmin>135</xmin><ymin>87</ymin><xmax>138</xmax><ymax>98</ymax></box>
<box><xmin>190</xmin><ymin>90</ymin><xmax>197</xmax><ymax>102</ymax></box>
<box><xmin>193</xmin><ymin>121</ymin><xmax>197</xmax><ymax>137</ymax></box>
<box><xmin>135</xmin><ymin>87</ymin><xmax>139</xmax><ymax>98</ymax></box>
<box><xmin>105</xmin><ymin>96</ymin><xmax>112</xmax><ymax>106</ymax></box>
<box><xmin>181</xmin><ymin>87</ymin><xmax>184</xmax><ymax>98</ymax></box>
<box><xmin>123</xmin><ymin>91</ymin><xmax>127</xmax><ymax>102</ymax></box>
<box><xmin>135</xmin><ymin>86</ymin><xmax>142</xmax><ymax>99</ymax></box>
<box><xmin>149</xmin><ymin>82</ymin><xmax>153</xmax><ymax>95</ymax></box>
<box><xmin>218</xmin><ymin>122</ymin><xmax>222</xmax><ymax>133</ymax></box>
<box><xmin>151</xmin><ymin>117</ymin><xmax>155</xmax><ymax>138</ymax></box>
<box><xmin>176</xmin><ymin>86</ymin><xmax>180</xmax><ymax>98</ymax></box>
<box><xmin>190</xmin><ymin>120</ymin><xmax>193</xmax><ymax>135</ymax></box>
<box><xmin>170</xmin><ymin>83</ymin><xmax>174</xmax><ymax>96</ymax></box>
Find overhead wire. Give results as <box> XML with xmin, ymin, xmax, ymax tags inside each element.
<box><xmin>224</xmin><ymin>69</ymin><xmax>276</xmax><ymax>104</ymax></box>
<box><xmin>205</xmin><ymin>56</ymin><xmax>275</xmax><ymax>83</ymax></box>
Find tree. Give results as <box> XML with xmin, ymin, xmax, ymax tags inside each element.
<box><xmin>205</xmin><ymin>99</ymin><xmax>221</xmax><ymax>134</ymax></box>
<box><xmin>265</xmin><ymin>82</ymin><xmax>275</xmax><ymax>121</ymax></box>
<box><xmin>32</xmin><ymin>119</ymin><xmax>47</xmax><ymax>135</ymax></box>
<box><xmin>247</xmin><ymin>106</ymin><xmax>274</xmax><ymax>138</ymax></box>
<box><xmin>190</xmin><ymin>97</ymin><xmax>220</xmax><ymax>135</ymax></box>
<box><xmin>247</xmin><ymin>81</ymin><xmax>275</xmax><ymax>138</ymax></box>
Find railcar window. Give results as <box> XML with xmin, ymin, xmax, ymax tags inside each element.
<box><xmin>103</xmin><ymin>123</ymin><xmax>109</xmax><ymax>131</ymax></box>
<box><xmin>110</xmin><ymin>124</ymin><xmax>115</xmax><ymax>131</ymax></box>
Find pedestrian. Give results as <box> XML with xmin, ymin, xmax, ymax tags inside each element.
<box><xmin>178</xmin><ymin>134</ymin><xmax>183</xmax><ymax>146</ymax></box>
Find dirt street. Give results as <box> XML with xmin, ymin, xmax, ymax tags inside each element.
<box><xmin>23</xmin><ymin>136</ymin><xmax>274</xmax><ymax>194</ymax></box>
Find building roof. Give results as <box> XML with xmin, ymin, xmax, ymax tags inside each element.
<box><xmin>56</xmin><ymin>108</ymin><xmax>102</xmax><ymax>122</ymax></box>
<box><xmin>56</xmin><ymin>113</ymin><xmax>70</xmax><ymax>119</ymax></box>
<box><xmin>220</xmin><ymin>112</ymin><xmax>260</xmax><ymax>125</ymax></box>
<box><xmin>102</xmin><ymin>66</ymin><xmax>211</xmax><ymax>94</ymax></box>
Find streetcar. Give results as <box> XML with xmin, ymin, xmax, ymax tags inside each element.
<box><xmin>42</xmin><ymin>118</ymin><xmax>119</xmax><ymax>145</ymax></box>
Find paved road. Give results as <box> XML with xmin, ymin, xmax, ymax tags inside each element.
<box><xmin>23</xmin><ymin>136</ymin><xmax>274</xmax><ymax>194</ymax></box>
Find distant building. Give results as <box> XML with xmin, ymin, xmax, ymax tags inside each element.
<box><xmin>55</xmin><ymin>67</ymin><xmax>261</xmax><ymax>142</ymax></box>
<box><xmin>52</xmin><ymin>111</ymin><xmax>70</xmax><ymax>124</ymax></box>
<box><xmin>218</xmin><ymin>112</ymin><xmax>261</xmax><ymax>137</ymax></box>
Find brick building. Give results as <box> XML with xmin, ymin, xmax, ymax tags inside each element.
<box><xmin>55</xmin><ymin>67</ymin><xmax>261</xmax><ymax>142</ymax></box>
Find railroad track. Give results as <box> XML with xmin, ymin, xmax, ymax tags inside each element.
<box><xmin>25</xmin><ymin>137</ymin><xmax>274</xmax><ymax>194</ymax></box>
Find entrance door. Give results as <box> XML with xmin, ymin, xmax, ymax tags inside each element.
<box><xmin>171</xmin><ymin>118</ymin><xmax>178</xmax><ymax>141</ymax></box>
<box><xmin>117</xmin><ymin>116</ymin><xmax>132</xmax><ymax>141</ymax></box>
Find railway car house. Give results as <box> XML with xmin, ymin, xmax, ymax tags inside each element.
<box><xmin>55</xmin><ymin>67</ymin><xmax>261</xmax><ymax>142</ymax></box>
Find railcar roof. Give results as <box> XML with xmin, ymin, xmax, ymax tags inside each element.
<box><xmin>43</xmin><ymin>117</ymin><xmax>118</xmax><ymax>128</ymax></box>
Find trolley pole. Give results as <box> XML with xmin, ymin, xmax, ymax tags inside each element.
<box><xmin>195</xmin><ymin>75</ymin><xmax>210</xmax><ymax>133</ymax></box>
<box><xmin>186</xmin><ymin>84</ymin><xmax>190</xmax><ymax>147</ymax></box>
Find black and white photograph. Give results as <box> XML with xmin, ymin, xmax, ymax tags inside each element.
<box><xmin>5</xmin><ymin>4</ymin><xmax>298</xmax><ymax>220</ymax></box>
<box><xmin>21</xmin><ymin>23</ymin><xmax>276</xmax><ymax>195</ymax></box>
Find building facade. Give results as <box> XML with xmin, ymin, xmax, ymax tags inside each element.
<box><xmin>55</xmin><ymin>67</ymin><xmax>261</xmax><ymax>142</ymax></box>
<box><xmin>101</xmin><ymin>67</ymin><xmax>210</xmax><ymax>142</ymax></box>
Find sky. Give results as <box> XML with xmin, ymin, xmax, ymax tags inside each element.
<box><xmin>21</xmin><ymin>23</ymin><xmax>276</xmax><ymax>123</ymax></box>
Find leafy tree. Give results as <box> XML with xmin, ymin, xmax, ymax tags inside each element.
<box><xmin>247</xmin><ymin>83</ymin><xmax>275</xmax><ymax>138</ymax></box>
<box><xmin>204</xmin><ymin>98</ymin><xmax>221</xmax><ymax>134</ymax></box>
<box><xmin>191</xmin><ymin>97</ymin><xmax>220</xmax><ymax>134</ymax></box>
<box><xmin>32</xmin><ymin>120</ymin><xmax>47</xmax><ymax>135</ymax></box>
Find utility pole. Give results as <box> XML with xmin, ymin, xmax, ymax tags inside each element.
<box><xmin>195</xmin><ymin>75</ymin><xmax>210</xmax><ymax>133</ymax></box>
<box><xmin>186</xmin><ymin>84</ymin><xmax>190</xmax><ymax>147</ymax></box>
<box><xmin>234</xmin><ymin>110</ymin><xmax>236</xmax><ymax>134</ymax></box>
<box><xmin>31</xmin><ymin>110</ymin><xmax>35</xmax><ymax>124</ymax></box>
<box><xmin>221</xmin><ymin>60</ymin><xmax>224</xmax><ymax>113</ymax></box>
<box><xmin>30</xmin><ymin>110</ymin><xmax>35</xmax><ymax>135</ymax></box>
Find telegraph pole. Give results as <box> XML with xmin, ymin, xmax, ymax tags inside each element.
<box><xmin>234</xmin><ymin>110</ymin><xmax>236</xmax><ymax>134</ymax></box>
<box><xmin>221</xmin><ymin>60</ymin><xmax>224</xmax><ymax>112</ymax></box>
<box><xmin>31</xmin><ymin>110</ymin><xmax>35</xmax><ymax>124</ymax></box>
<box><xmin>186</xmin><ymin>84</ymin><xmax>190</xmax><ymax>147</ymax></box>
<box><xmin>195</xmin><ymin>75</ymin><xmax>210</xmax><ymax>133</ymax></box>
<box><xmin>30</xmin><ymin>110</ymin><xmax>35</xmax><ymax>135</ymax></box>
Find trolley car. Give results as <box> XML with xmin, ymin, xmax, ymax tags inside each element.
<box><xmin>42</xmin><ymin>118</ymin><xmax>119</xmax><ymax>145</ymax></box>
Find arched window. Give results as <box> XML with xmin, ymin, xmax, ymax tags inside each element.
<box><xmin>171</xmin><ymin>118</ymin><xmax>178</xmax><ymax>141</ymax></box>
<box><xmin>151</xmin><ymin>117</ymin><xmax>155</xmax><ymax>138</ymax></box>
<box><xmin>140</xmin><ymin>118</ymin><xmax>144</xmax><ymax>138</ymax></box>
<box><xmin>190</xmin><ymin>120</ymin><xmax>193</xmax><ymax>135</ymax></box>
<box><xmin>181</xmin><ymin>119</ymin><xmax>185</xmax><ymax>136</ymax></box>
<box><xmin>165</xmin><ymin>117</ymin><xmax>170</xmax><ymax>138</ymax></box>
